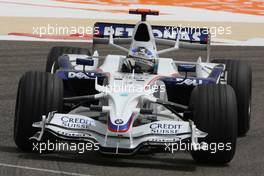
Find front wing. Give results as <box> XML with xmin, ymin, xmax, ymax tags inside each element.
<box><xmin>31</xmin><ymin>112</ymin><xmax>207</xmax><ymax>154</ymax></box>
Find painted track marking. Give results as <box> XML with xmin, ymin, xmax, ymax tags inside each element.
<box><xmin>0</xmin><ymin>162</ymin><xmax>92</xmax><ymax>176</ymax></box>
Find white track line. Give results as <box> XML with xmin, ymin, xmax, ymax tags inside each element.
<box><xmin>0</xmin><ymin>162</ymin><xmax>92</xmax><ymax>176</ymax></box>
<box><xmin>1</xmin><ymin>35</ymin><xmax>263</xmax><ymax>46</ymax></box>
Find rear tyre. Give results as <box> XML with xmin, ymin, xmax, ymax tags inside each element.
<box><xmin>190</xmin><ymin>84</ymin><xmax>237</xmax><ymax>164</ymax></box>
<box><xmin>14</xmin><ymin>71</ymin><xmax>63</xmax><ymax>151</ymax></box>
<box><xmin>212</xmin><ymin>59</ymin><xmax>252</xmax><ymax>136</ymax></box>
<box><xmin>46</xmin><ymin>46</ymin><xmax>91</xmax><ymax>73</ymax></box>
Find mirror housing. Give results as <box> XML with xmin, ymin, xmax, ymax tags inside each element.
<box><xmin>76</xmin><ymin>58</ymin><xmax>94</xmax><ymax>66</ymax></box>
<box><xmin>178</xmin><ymin>64</ymin><xmax>196</xmax><ymax>72</ymax></box>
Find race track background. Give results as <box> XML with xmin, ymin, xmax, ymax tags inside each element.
<box><xmin>0</xmin><ymin>0</ymin><xmax>263</xmax><ymax>45</ymax></box>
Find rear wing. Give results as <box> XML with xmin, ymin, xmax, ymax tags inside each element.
<box><xmin>93</xmin><ymin>22</ymin><xmax>211</xmax><ymax>61</ymax></box>
<box><xmin>94</xmin><ymin>22</ymin><xmax>209</xmax><ymax>43</ymax></box>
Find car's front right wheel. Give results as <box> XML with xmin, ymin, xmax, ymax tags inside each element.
<box><xmin>14</xmin><ymin>71</ymin><xmax>63</xmax><ymax>151</ymax></box>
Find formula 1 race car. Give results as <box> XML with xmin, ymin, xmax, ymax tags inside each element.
<box><xmin>14</xmin><ymin>9</ymin><xmax>252</xmax><ymax>164</ymax></box>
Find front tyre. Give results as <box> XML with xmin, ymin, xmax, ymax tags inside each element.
<box><xmin>190</xmin><ymin>84</ymin><xmax>237</xmax><ymax>164</ymax></box>
<box><xmin>14</xmin><ymin>71</ymin><xmax>63</xmax><ymax>151</ymax></box>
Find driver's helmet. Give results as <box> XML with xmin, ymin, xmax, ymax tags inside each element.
<box><xmin>122</xmin><ymin>47</ymin><xmax>157</xmax><ymax>73</ymax></box>
<box><xmin>130</xmin><ymin>47</ymin><xmax>155</xmax><ymax>60</ymax></box>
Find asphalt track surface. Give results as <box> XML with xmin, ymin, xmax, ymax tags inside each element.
<box><xmin>0</xmin><ymin>41</ymin><xmax>263</xmax><ymax>176</ymax></box>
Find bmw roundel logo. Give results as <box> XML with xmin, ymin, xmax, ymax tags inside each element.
<box><xmin>115</xmin><ymin>119</ymin><xmax>124</xmax><ymax>125</ymax></box>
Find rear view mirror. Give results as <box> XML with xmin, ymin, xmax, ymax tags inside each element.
<box><xmin>76</xmin><ymin>58</ymin><xmax>94</xmax><ymax>66</ymax></box>
<box><xmin>178</xmin><ymin>64</ymin><xmax>196</xmax><ymax>72</ymax></box>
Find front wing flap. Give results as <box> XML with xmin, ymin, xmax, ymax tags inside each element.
<box><xmin>31</xmin><ymin>113</ymin><xmax>207</xmax><ymax>153</ymax></box>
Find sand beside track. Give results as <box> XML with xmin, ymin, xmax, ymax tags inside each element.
<box><xmin>1</xmin><ymin>17</ymin><xmax>264</xmax><ymax>41</ymax></box>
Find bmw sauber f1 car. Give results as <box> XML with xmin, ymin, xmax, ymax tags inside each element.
<box><xmin>14</xmin><ymin>9</ymin><xmax>252</xmax><ymax>164</ymax></box>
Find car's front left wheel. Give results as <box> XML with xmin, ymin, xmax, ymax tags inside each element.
<box><xmin>190</xmin><ymin>84</ymin><xmax>237</xmax><ymax>164</ymax></box>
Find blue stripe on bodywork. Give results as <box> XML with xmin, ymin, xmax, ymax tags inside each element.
<box><xmin>161</xmin><ymin>77</ymin><xmax>216</xmax><ymax>86</ymax></box>
<box><xmin>162</xmin><ymin>65</ymin><xmax>224</xmax><ymax>86</ymax></box>
<box><xmin>108</xmin><ymin>114</ymin><xmax>134</xmax><ymax>132</ymax></box>
<box><xmin>56</xmin><ymin>70</ymin><xmax>106</xmax><ymax>80</ymax></box>
<box><xmin>208</xmin><ymin>64</ymin><xmax>224</xmax><ymax>82</ymax></box>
